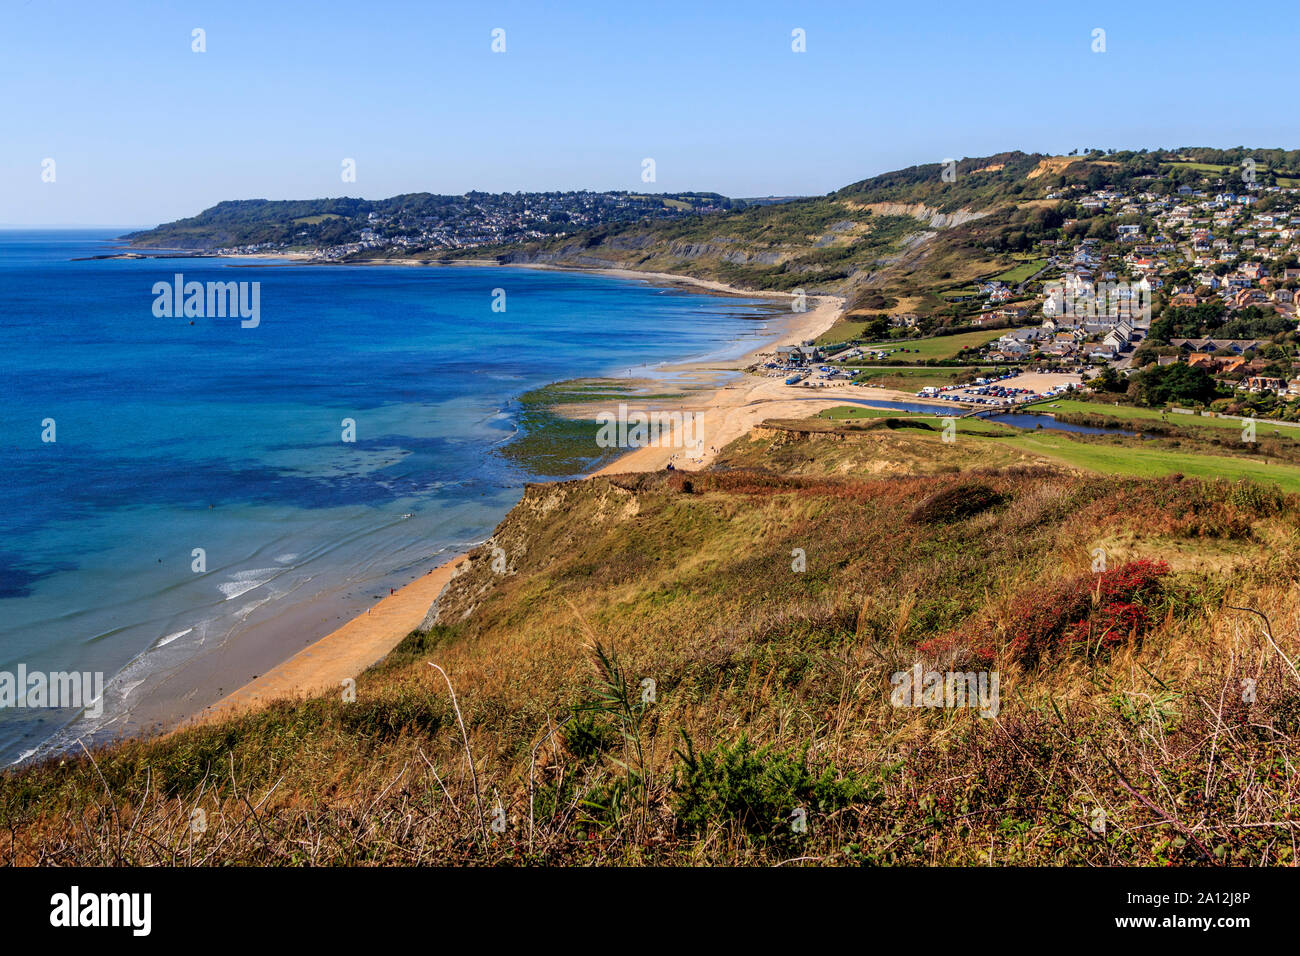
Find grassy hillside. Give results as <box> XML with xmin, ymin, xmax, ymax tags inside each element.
<box><xmin>5</xmin><ymin>419</ymin><xmax>1300</xmax><ymax>866</ymax></box>
<box><xmin>832</xmin><ymin>151</ymin><xmax>1046</xmax><ymax>211</ymax></box>
<box><xmin>482</xmin><ymin>149</ymin><xmax>1171</xmax><ymax>317</ymax></box>
<box><xmin>123</xmin><ymin>197</ymin><xmax>377</xmax><ymax>249</ymax></box>
<box><xmin>126</xmin><ymin>147</ymin><xmax>1271</xmax><ymax>320</ymax></box>
<box><xmin>848</xmin><ymin>328</ymin><xmax>1005</xmax><ymax>359</ymax></box>
<box><xmin>767</xmin><ymin>409</ymin><xmax>1300</xmax><ymax>492</ymax></box>
<box><xmin>490</xmin><ymin>168</ymin><xmax>1047</xmax><ymax>311</ymax></box>
<box><xmin>122</xmin><ymin>192</ymin><xmax>736</xmax><ymax>250</ymax></box>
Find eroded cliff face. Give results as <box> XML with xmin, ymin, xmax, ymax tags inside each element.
<box><xmin>424</xmin><ymin>477</ymin><xmax>644</xmax><ymax>627</ymax></box>
<box><xmin>493</xmin><ymin>198</ymin><xmax>988</xmax><ymax>305</ymax></box>
<box><xmin>852</xmin><ymin>202</ymin><xmax>989</xmax><ymax>230</ymax></box>
<box><xmin>500</xmin><ymin>236</ymin><xmax>788</xmax><ymax>270</ymax></box>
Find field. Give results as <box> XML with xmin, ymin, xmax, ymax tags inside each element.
<box><xmin>1159</xmin><ymin>159</ymin><xmax>1300</xmax><ymax>187</ymax></box>
<box><xmin>1030</xmin><ymin>399</ymin><xmax>1300</xmax><ymax>439</ymax></box>
<box><xmin>994</xmin><ymin>429</ymin><xmax>1300</xmax><ymax>492</ymax></box>
<box><xmin>816</xmin><ymin>406</ymin><xmax>950</xmax><ymax>422</ymax></box>
<box><xmin>1160</xmin><ymin>161</ymin><xmax>1237</xmax><ymax>175</ymax></box>
<box><xmin>812</xmin><ymin>407</ymin><xmax>1300</xmax><ymax>493</ymax></box>
<box><xmin>628</xmin><ymin>194</ymin><xmax>691</xmax><ymax>210</ymax></box>
<box><xmin>993</xmin><ymin>259</ymin><xmax>1046</xmax><ymax>284</ymax></box>
<box><xmin>816</xmin><ymin>316</ymin><xmax>882</xmax><ymax>346</ymax></box>
<box><xmin>816</xmin><ymin>405</ymin><xmax>1018</xmax><ymax>437</ymax></box>
<box><xmin>849</xmin><ymin>329</ymin><xmax>1004</xmax><ymax>361</ymax></box>
<box><xmin>821</xmin><ymin>410</ymin><xmax>1018</xmax><ymax>440</ymax></box>
<box><xmin>818</xmin><ymin>406</ymin><xmax>921</xmax><ymax>420</ymax></box>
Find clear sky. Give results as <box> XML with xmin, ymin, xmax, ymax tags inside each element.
<box><xmin>2</xmin><ymin>0</ymin><xmax>1297</xmax><ymax>226</ymax></box>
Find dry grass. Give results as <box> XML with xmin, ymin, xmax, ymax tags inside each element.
<box><xmin>4</xmin><ymin>450</ymin><xmax>1300</xmax><ymax>866</ymax></box>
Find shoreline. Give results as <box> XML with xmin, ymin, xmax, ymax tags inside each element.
<box><xmin>199</xmin><ymin>285</ymin><xmax>984</xmax><ymax>727</ymax></box>
<box><xmin>137</xmin><ymin>257</ymin><xmax>1022</xmax><ymax>737</ymax></box>
<box><xmin>93</xmin><ymin>242</ymin><xmax>808</xmax><ymax>304</ymax></box>
<box><xmin>184</xmin><ymin>269</ymin><xmax>847</xmax><ymax>727</ymax></box>
<box><xmin>185</xmin><ymin>555</ymin><xmax>468</xmax><ymax>727</ymax></box>
<box><xmin>4</xmin><ymin>250</ymin><xmax>851</xmax><ymax>754</ymax></box>
<box><xmin>63</xmin><ymin>251</ymin><xmax>994</xmax><ymax>742</ymax></box>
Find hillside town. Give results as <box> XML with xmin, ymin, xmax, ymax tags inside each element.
<box><xmin>203</xmin><ymin>191</ymin><xmax>736</xmax><ymax>260</ymax></box>
<box><xmin>865</xmin><ymin>166</ymin><xmax>1300</xmax><ymax>415</ymax></box>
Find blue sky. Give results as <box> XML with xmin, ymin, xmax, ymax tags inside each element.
<box><xmin>2</xmin><ymin>0</ymin><xmax>1297</xmax><ymax>226</ymax></box>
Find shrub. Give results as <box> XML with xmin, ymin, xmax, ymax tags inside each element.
<box><xmin>908</xmin><ymin>482</ymin><xmax>1005</xmax><ymax>524</ymax></box>
<box><xmin>1058</xmin><ymin>559</ymin><xmax>1170</xmax><ymax>654</ymax></box>
<box><xmin>922</xmin><ymin>559</ymin><xmax>1171</xmax><ymax>667</ymax></box>
<box><xmin>560</xmin><ymin>708</ymin><xmax>616</xmax><ymax>762</ymax></box>
<box><xmin>380</xmin><ymin>625</ymin><xmax>460</xmax><ymax>669</ymax></box>
<box><xmin>1225</xmin><ymin>479</ymin><xmax>1286</xmax><ymax>516</ymax></box>
<box><xmin>337</xmin><ymin>690</ymin><xmax>446</xmax><ymax>741</ymax></box>
<box><xmin>672</xmin><ymin>734</ymin><xmax>872</xmax><ymax>842</ymax></box>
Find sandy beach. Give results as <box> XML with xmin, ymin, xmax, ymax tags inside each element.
<box><xmin>185</xmin><ymin>556</ymin><xmax>466</xmax><ymax>727</ymax></box>
<box><xmin>189</xmin><ymin>270</ymin><xmax>857</xmax><ymax>725</ymax></box>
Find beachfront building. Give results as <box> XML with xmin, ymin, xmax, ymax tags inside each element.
<box><xmin>776</xmin><ymin>345</ymin><xmax>823</xmax><ymax>365</ymax></box>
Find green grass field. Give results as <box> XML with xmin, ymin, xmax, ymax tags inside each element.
<box><xmin>1159</xmin><ymin>160</ymin><xmax>1299</xmax><ymax>187</ymax></box>
<box><xmin>993</xmin><ymin>259</ymin><xmax>1046</xmax><ymax>284</ymax></box>
<box><xmin>1160</xmin><ymin>161</ymin><xmax>1235</xmax><ymax>175</ymax></box>
<box><xmin>1027</xmin><ymin>399</ymin><xmax>1300</xmax><ymax>439</ymax></box>
<box><xmin>816</xmin><ymin>407</ymin><xmax>1031</xmax><ymax>439</ymax></box>
<box><xmin>815</xmin><ymin>401</ymin><xmax>1300</xmax><ymax>492</ymax></box>
<box><xmin>818</xmin><ymin>405</ymin><xmax>952</xmax><ymax>421</ymax></box>
<box><xmin>818</xmin><ymin>406</ymin><xmax>917</xmax><ymax>420</ymax></box>
<box><xmin>850</xmin><ymin>329</ymin><xmax>1004</xmax><ymax>362</ymax></box>
<box><xmin>990</xmin><ymin>429</ymin><xmax>1300</xmax><ymax>493</ymax></box>
<box><xmin>815</xmin><ymin>317</ymin><xmax>879</xmax><ymax>346</ymax></box>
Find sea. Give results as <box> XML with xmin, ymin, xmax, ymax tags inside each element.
<box><xmin>0</xmin><ymin>229</ymin><xmax>776</xmax><ymax>764</ymax></box>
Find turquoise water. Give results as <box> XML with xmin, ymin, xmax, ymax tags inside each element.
<box><xmin>0</xmin><ymin>230</ymin><xmax>774</xmax><ymax>762</ymax></box>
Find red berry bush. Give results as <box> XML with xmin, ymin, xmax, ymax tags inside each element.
<box><xmin>922</xmin><ymin>559</ymin><xmax>1171</xmax><ymax>667</ymax></box>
